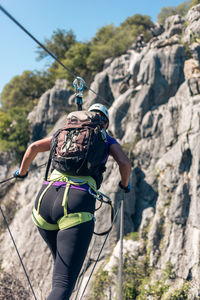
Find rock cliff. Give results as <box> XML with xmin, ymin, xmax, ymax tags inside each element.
<box><xmin>0</xmin><ymin>4</ymin><xmax>200</xmax><ymax>299</ymax></box>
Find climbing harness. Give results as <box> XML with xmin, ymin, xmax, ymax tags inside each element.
<box><xmin>0</xmin><ymin>206</ymin><xmax>37</xmax><ymax>300</ymax></box>
<box><xmin>32</xmin><ymin>169</ymin><xmax>97</xmax><ymax>230</ymax></box>
<box><xmin>33</xmin><ymin>169</ymin><xmax>113</xmax><ymax>235</ymax></box>
<box><xmin>73</xmin><ymin>76</ymin><xmax>85</xmax><ymax>111</ymax></box>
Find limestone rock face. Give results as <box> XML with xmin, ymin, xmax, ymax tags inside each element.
<box><xmin>28</xmin><ymin>79</ymin><xmax>72</xmax><ymax>141</ymax></box>
<box><xmin>182</xmin><ymin>4</ymin><xmax>200</xmax><ymax>44</ymax></box>
<box><xmin>0</xmin><ymin>4</ymin><xmax>200</xmax><ymax>299</ymax></box>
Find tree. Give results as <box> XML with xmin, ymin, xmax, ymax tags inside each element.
<box><xmin>157</xmin><ymin>0</ymin><xmax>199</xmax><ymax>25</ymax></box>
<box><xmin>54</xmin><ymin>42</ymin><xmax>92</xmax><ymax>86</ymax></box>
<box><xmin>36</xmin><ymin>29</ymin><xmax>76</xmax><ymax>61</ymax></box>
<box><xmin>0</xmin><ymin>107</ymin><xmax>30</xmax><ymax>160</ymax></box>
<box><xmin>1</xmin><ymin>70</ymin><xmax>53</xmax><ymax>111</ymax></box>
<box><xmin>157</xmin><ymin>7</ymin><xmax>179</xmax><ymax>25</ymax></box>
<box><xmin>188</xmin><ymin>0</ymin><xmax>200</xmax><ymax>8</ymax></box>
<box><xmin>87</xmin><ymin>15</ymin><xmax>153</xmax><ymax>74</ymax></box>
<box><xmin>86</xmin><ymin>24</ymin><xmax>116</xmax><ymax>73</ymax></box>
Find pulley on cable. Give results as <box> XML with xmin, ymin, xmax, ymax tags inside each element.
<box><xmin>73</xmin><ymin>77</ymin><xmax>85</xmax><ymax>111</ymax></box>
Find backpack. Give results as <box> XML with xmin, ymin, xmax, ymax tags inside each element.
<box><xmin>45</xmin><ymin>111</ymin><xmax>107</xmax><ymax>189</ymax></box>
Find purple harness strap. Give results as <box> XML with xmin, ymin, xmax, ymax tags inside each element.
<box><xmin>44</xmin><ymin>181</ymin><xmax>89</xmax><ymax>192</ymax></box>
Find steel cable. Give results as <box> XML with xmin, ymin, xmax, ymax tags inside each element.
<box><xmin>0</xmin><ymin>4</ymin><xmax>128</xmax><ymax>116</ymax></box>
<box><xmin>0</xmin><ymin>206</ymin><xmax>37</xmax><ymax>300</ymax></box>
<box><xmin>79</xmin><ymin>201</ymin><xmax>121</xmax><ymax>300</ymax></box>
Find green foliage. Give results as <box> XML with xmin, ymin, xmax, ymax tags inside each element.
<box><xmin>89</xmin><ymin>270</ymin><xmax>113</xmax><ymax>300</ymax></box>
<box><xmin>46</xmin><ymin>14</ymin><xmax>154</xmax><ymax>83</ymax></box>
<box><xmin>188</xmin><ymin>0</ymin><xmax>200</xmax><ymax>8</ymax></box>
<box><xmin>122</xmin><ymin>253</ymin><xmax>152</xmax><ymax>299</ymax></box>
<box><xmin>55</xmin><ymin>42</ymin><xmax>92</xmax><ymax>86</ymax></box>
<box><xmin>167</xmin><ymin>282</ymin><xmax>189</xmax><ymax>299</ymax></box>
<box><xmin>87</xmin><ymin>15</ymin><xmax>153</xmax><ymax>75</ymax></box>
<box><xmin>1</xmin><ymin>70</ymin><xmax>53</xmax><ymax>111</ymax></box>
<box><xmin>0</xmin><ymin>107</ymin><xmax>30</xmax><ymax>160</ymax></box>
<box><xmin>157</xmin><ymin>1</ymin><xmax>189</xmax><ymax>25</ymax></box>
<box><xmin>124</xmin><ymin>231</ymin><xmax>139</xmax><ymax>241</ymax></box>
<box><xmin>0</xmin><ymin>70</ymin><xmax>54</xmax><ymax>161</ymax></box>
<box><xmin>138</xmin><ymin>279</ymin><xmax>169</xmax><ymax>299</ymax></box>
<box><xmin>157</xmin><ymin>0</ymin><xmax>200</xmax><ymax>25</ymax></box>
<box><xmin>36</xmin><ymin>28</ymin><xmax>76</xmax><ymax>61</ymax></box>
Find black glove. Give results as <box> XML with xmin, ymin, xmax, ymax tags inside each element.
<box><xmin>119</xmin><ymin>181</ymin><xmax>131</xmax><ymax>193</ymax></box>
<box><xmin>13</xmin><ymin>168</ymin><xmax>28</xmax><ymax>179</ymax></box>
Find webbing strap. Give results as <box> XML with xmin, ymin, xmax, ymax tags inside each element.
<box><xmin>32</xmin><ymin>208</ymin><xmax>59</xmax><ymax>230</ymax></box>
<box><xmin>62</xmin><ymin>182</ymin><xmax>71</xmax><ymax>215</ymax></box>
<box><xmin>47</xmin><ymin>170</ymin><xmax>100</xmax><ymax>216</ymax></box>
<box><xmin>37</xmin><ymin>181</ymin><xmax>54</xmax><ymax>214</ymax></box>
<box><xmin>32</xmin><ymin>208</ymin><xmax>93</xmax><ymax>231</ymax></box>
<box><xmin>58</xmin><ymin>212</ymin><xmax>94</xmax><ymax>230</ymax></box>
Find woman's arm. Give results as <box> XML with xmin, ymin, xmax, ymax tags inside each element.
<box><xmin>109</xmin><ymin>143</ymin><xmax>131</xmax><ymax>187</ymax></box>
<box><xmin>19</xmin><ymin>136</ymin><xmax>52</xmax><ymax>175</ymax></box>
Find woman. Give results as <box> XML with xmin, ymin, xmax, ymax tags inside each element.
<box><xmin>14</xmin><ymin>103</ymin><xmax>131</xmax><ymax>300</ymax></box>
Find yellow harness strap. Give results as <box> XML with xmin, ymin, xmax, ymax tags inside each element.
<box><xmin>32</xmin><ymin>170</ymin><xmax>98</xmax><ymax>231</ymax></box>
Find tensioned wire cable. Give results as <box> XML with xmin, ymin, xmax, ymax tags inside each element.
<box><xmin>0</xmin><ymin>206</ymin><xmax>37</xmax><ymax>300</ymax></box>
<box><xmin>0</xmin><ymin>162</ymin><xmax>47</xmax><ymax>299</ymax></box>
<box><xmin>0</xmin><ymin>4</ymin><xmax>118</xmax><ymax>106</ymax></box>
<box><xmin>0</xmin><ymin>162</ymin><xmax>47</xmax><ymax>185</ymax></box>
<box><xmin>78</xmin><ymin>201</ymin><xmax>121</xmax><ymax>300</ymax></box>
<box><xmin>73</xmin><ymin>235</ymin><xmax>97</xmax><ymax>300</ymax></box>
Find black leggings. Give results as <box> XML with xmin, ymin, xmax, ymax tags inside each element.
<box><xmin>35</xmin><ymin>184</ymin><xmax>95</xmax><ymax>300</ymax></box>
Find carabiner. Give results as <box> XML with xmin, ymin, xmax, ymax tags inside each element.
<box><xmin>88</xmin><ymin>187</ymin><xmax>103</xmax><ymax>201</ymax></box>
<box><xmin>73</xmin><ymin>77</ymin><xmax>85</xmax><ymax>94</ymax></box>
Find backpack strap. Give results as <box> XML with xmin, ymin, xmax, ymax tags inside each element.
<box><xmin>45</xmin><ymin>129</ymin><xmax>61</xmax><ymax>180</ymax></box>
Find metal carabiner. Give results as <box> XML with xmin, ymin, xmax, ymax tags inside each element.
<box><xmin>88</xmin><ymin>187</ymin><xmax>103</xmax><ymax>201</ymax></box>
<box><xmin>73</xmin><ymin>76</ymin><xmax>85</xmax><ymax>95</ymax></box>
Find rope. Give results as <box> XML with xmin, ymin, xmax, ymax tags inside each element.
<box><xmin>0</xmin><ymin>5</ymin><xmax>76</xmax><ymax>79</ymax></box>
<box><xmin>0</xmin><ymin>5</ymin><xmax>111</xmax><ymax>105</ymax></box>
<box><xmin>0</xmin><ymin>162</ymin><xmax>47</xmax><ymax>185</ymax></box>
<box><xmin>74</xmin><ymin>235</ymin><xmax>97</xmax><ymax>300</ymax></box>
<box><xmin>0</xmin><ymin>206</ymin><xmax>37</xmax><ymax>300</ymax></box>
<box><xmin>0</xmin><ymin>162</ymin><xmax>47</xmax><ymax>297</ymax></box>
<box><xmin>0</xmin><ymin>5</ymin><xmax>129</xmax><ymax>116</ymax></box>
<box><xmin>79</xmin><ymin>202</ymin><xmax>121</xmax><ymax>300</ymax></box>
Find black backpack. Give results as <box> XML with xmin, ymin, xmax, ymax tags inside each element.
<box><xmin>45</xmin><ymin>111</ymin><xmax>107</xmax><ymax>189</ymax></box>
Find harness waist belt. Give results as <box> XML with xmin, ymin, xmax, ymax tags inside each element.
<box><xmin>44</xmin><ymin>180</ymin><xmax>89</xmax><ymax>192</ymax></box>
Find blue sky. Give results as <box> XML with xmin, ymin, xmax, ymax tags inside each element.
<box><xmin>0</xmin><ymin>0</ymin><xmax>185</xmax><ymax>95</ymax></box>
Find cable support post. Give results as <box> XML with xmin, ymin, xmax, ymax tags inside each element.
<box><xmin>119</xmin><ymin>191</ymin><xmax>125</xmax><ymax>300</ymax></box>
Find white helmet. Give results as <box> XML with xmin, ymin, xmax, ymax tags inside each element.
<box><xmin>88</xmin><ymin>103</ymin><xmax>109</xmax><ymax>126</ymax></box>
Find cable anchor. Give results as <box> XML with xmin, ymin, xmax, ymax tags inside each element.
<box><xmin>73</xmin><ymin>77</ymin><xmax>85</xmax><ymax>111</ymax></box>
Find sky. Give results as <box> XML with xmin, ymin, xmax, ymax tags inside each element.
<box><xmin>0</xmin><ymin>0</ymin><xmax>185</xmax><ymax>95</ymax></box>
